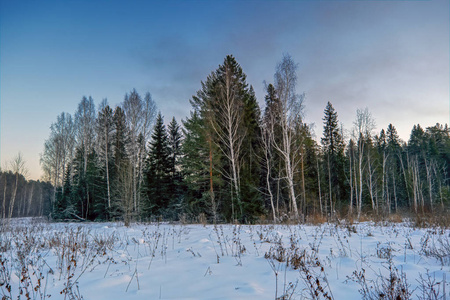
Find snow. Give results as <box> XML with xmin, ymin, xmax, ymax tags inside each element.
<box><xmin>1</xmin><ymin>219</ymin><xmax>449</xmax><ymax>299</ymax></box>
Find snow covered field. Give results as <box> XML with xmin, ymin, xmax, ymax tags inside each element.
<box><xmin>1</xmin><ymin>219</ymin><xmax>449</xmax><ymax>299</ymax></box>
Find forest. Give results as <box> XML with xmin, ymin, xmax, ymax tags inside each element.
<box><xmin>0</xmin><ymin>153</ymin><xmax>53</xmax><ymax>220</ymax></box>
<box><xmin>3</xmin><ymin>54</ymin><xmax>449</xmax><ymax>224</ymax></box>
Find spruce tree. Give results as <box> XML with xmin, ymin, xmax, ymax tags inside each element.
<box><xmin>240</xmin><ymin>86</ymin><xmax>264</xmax><ymax>222</ymax></box>
<box><xmin>182</xmin><ymin>111</ymin><xmax>221</xmax><ymax>221</ymax></box>
<box><xmin>143</xmin><ymin>113</ymin><xmax>171</xmax><ymax>218</ymax></box>
<box><xmin>54</xmin><ymin>164</ymin><xmax>73</xmax><ymax>219</ymax></box>
<box><xmin>167</xmin><ymin>117</ymin><xmax>184</xmax><ymax>218</ymax></box>
<box><xmin>96</xmin><ymin>103</ymin><xmax>115</xmax><ymax>215</ymax></box>
<box><xmin>71</xmin><ymin>147</ymin><xmax>88</xmax><ymax>220</ymax></box>
<box><xmin>168</xmin><ymin>117</ymin><xmax>182</xmax><ymax>177</ymax></box>
<box><xmin>321</xmin><ymin>102</ymin><xmax>346</xmax><ymax>215</ymax></box>
<box><xmin>183</xmin><ymin>55</ymin><xmax>260</xmax><ymax>222</ymax></box>
<box><xmin>112</xmin><ymin>106</ymin><xmax>130</xmax><ymax>220</ymax></box>
<box><xmin>385</xmin><ymin>124</ymin><xmax>406</xmax><ymax>212</ymax></box>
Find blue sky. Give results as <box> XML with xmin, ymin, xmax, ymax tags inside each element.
<box><xmin>1</xmin><ymin>0</ymin><xmax>449</xmax><ymax>180</ymax></box>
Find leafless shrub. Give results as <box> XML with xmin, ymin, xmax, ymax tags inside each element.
<box><xmin>376</xmin><ymin>242</ymin><xmax>394</xmax><ymax>260</ymax></box>
<box><xmin>348</xmin><ymin>259</ymin><xmax>412</xmax><ymax>300</ymax></box>
<box><xmin>265</xmin><ymin>243</ymin><xmax>334</xmax><ymax>299</ymax></box>
<box><xmin>416</xmin><ymin>270</ymin><xmax>448</xmax><ymax>300</ymax></box>
<box><xmin>420</xmin><ymin>231</ymin><xmax>450</xmax><ymax>266</ymax></box>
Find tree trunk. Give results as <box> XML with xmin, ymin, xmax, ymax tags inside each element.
<box><xmin>349</xmin><ymin>149</ymin><xmax>353</xmax><ymax>216</ymax></box>
<box><xmin>105</xmin><ymin>130</ymin><xmax>111</xmax><ymax>210</ymax></box>
<box><xmin>424</xmin><ymin>158</ymin><xmax>433</xmax><ymax>213</ymax></box>
<box><xmin>301</xmin><ymin>146</ymin><xmax>306</xmax><ymax>216</ymax></box>
<box><xmin>26</xmin><ymin>182</ymin><xmax>34</xmax><ymax>217</ymax></box>
<box><xmin>2</xmin><ymin>175</ymin><xmax>6</xmax><ymax>220</ymax></box>
<box><xmin>327</xmin><ymin>154</ymin><xmax>332</xmax><ymax>217</ymax></box>
<box><xmin>357</xmin><ymin>145</ymin><xmax>363</xmax><ymax>219</ymax></box>
<box><xmin>263</xmin><ymin>131</ymin><xmax>276</xmax><ymax>222</ymax></box>
<box><xmin>208</xmin><ymin>136</ymin><xmax>217</xmax><ymax>224</ymax></box>
<box><xmin>316</xmin><ymin>158</ymin><xmax>323</xmax><ymax>217</ymax></box>
<box><xmin>8</xmin><ymin>173</ymin><xmax>19</xmax><ymax>220</ymax></box>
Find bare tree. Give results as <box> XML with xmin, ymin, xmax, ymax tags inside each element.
<box><xmin>7</xmin><ymin>153</ymin><xmax>28</xmax><ymax>220</ymax></box>
<box><xmin>352</xmin><ymin>108</ymin><xmax>375</xmax><ymax>218</ymax></box>
<box><xmin>1</xmin><ymin>171</ymin><xmax>6</xmax><ymax>220</ymax></box>
<box><xmin>261</xmin><ymin>121</ymin><xmax>277</xmax><ymax>222</ymax></box>
<box><xmin>408</xmin><ymin>154</ymin><xmax>420</xmax><ymax>213</ymax></box>
<box><xmin>115</xmin><ymin>161</ymin><xmax>134</xmax><ymax>226</ymax></box>
<box><xmin>138</xmin><ymin>92</ymin><xmax>157</xmax><ymax>213</ymax></box>
<box><xmin>272</xmin><ymin>54</ymin><xmax>304</xmax><ymax>220</ymax></box>
<box><xmin>97</xmin><ymin>100</ymin><xmax>114</xmax><ymax>211</ymax></box>
<box><xmin>74</xmin><ymin>96</ymin><xmax>96</xmax><ymax>218</ymax></box>
<box><xmin>348</xmin><ymin>139</ymin><xmax>356</xmax><ymax>216</ymax></box>
<box><xmin>122</xmin><ymin>89</ymin><xmax>157</xmax><ymax>216</ymax></box>
<box><xmin>40</xmin><ymin>112</ymin><xmax>75</xmax><ymax>204</ymax></box>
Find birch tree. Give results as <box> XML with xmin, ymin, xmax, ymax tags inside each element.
<box><xmin>272</xmin><ymin>54</ymin><xmax>305</xmax><ymax>220</ymax></box>
<box><xmin>96</xmin><ymin>100</ymin><xmax>114</xmax><ymax>211</ymax></box>
<box><xmin>352</xmin><ymin>108</ymin><xmax>375</xmax><ymax>218</ymax></box>
<box><xmin>40</xmin><ymin>112</ymin><xmax>75</xmax><ymax>205</ymax></box>
<box><xmin>123</xmin><ymin>89</ymin><xmax>157</xmax><ymax>216</ymax></box>
<box><xmin>262</xmin><ymin>84</ymin><xmax>280</xmax><ymax>221</ymax></box>
<box><xmin>74</xmin><ymin>96</ymin><xmax>96</xmax><ymax>218</ymax></box>
<box><xmin>7</xmin><ymin>153</ymin><xmax>28</xmax><ymax>220</ymax></box>
<box><xmin>209</xmin><ymin>56</ymin><xmax>247</xmax><ymax>219</ymax></box>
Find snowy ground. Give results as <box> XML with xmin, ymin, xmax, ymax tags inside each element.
<box><xmin>1</xmin><ymin>219</ymin><xmax>449</xmax><ymax>299</ymax></box>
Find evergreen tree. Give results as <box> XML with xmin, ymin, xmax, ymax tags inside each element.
<box><xmin>182</xmin><ymin>111</ymin><xmax>222</xmax><ymax>221</ymax></box>
<box><xmin>295</xmin><ymin>123</ymin><xmax>319</xmax><ymax>216</ymax></box>
<box><xmin>168</xmin><ymin>117</ymin><xmax>182</xmax><ymax>177</ymax></box>
<box><xmin>71</xmin><ymin>147</ymin><xmax>88</xmax><ymax>220</ymax></box>
<box><xmin>321</xmin><ymin>102</ymin><xmax>346</xmax><ymax>215</ymax></box>
<box><xmin>87</xmin><ymin>149</ymin><xmax>106</xmax><ymax>220</ymax></box>
<box><xmin>96</xmin><ymin>102</ymin><xmax>115</xmax><ymax>215</ymax></box>
<box><xmin>143</xmin><ymin>113</ymin><xmax>171</xmax><ymax>218</ymax></box>
<box><xmin>167</xmin><ymin>117</ymin><xmax>184</xmax><ymax>218</ymax></box>
<box><xmin>183</xmin><ymin>55</ymin><xmax>260</xmax><ymax>222</ymax></box>
<box><xmin>53</xmin><ymin>164</ymin><xmax>73</xmax><ymax>220</ymax></box>
<box><xmin>240</xmin><ymin>86</ymin><xmax>264</xmax><ymax>222</ymax></box>
<box><xmin>111</xmin><ymin>106</ymin><xmax>130</xmax><ymax>220</ymax></box>
<box><xmin>385</xmin><ymin>124</ymin><xmax>406</xmax><ymax>212</ymax></box>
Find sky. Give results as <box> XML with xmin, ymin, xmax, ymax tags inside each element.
<box><xmin>1</xmin><ymin>0</ymin><xmax>449</xmax><ymax>181</ymax></box>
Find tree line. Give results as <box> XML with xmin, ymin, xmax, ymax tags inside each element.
<box><xmin>36</xmin><ymin>54</ymin><xmax>449</xmax><ymax>224</ymax></box>
<box><xmin>0</xmin><ymin>153</ymin><xmax>53</xmax><ymax>220</ymax></box>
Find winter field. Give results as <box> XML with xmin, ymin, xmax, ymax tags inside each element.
<box><xmin>1</xmin><ymin>218</ymin><xmax>449</xmax><ymax>299</ymax></box>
